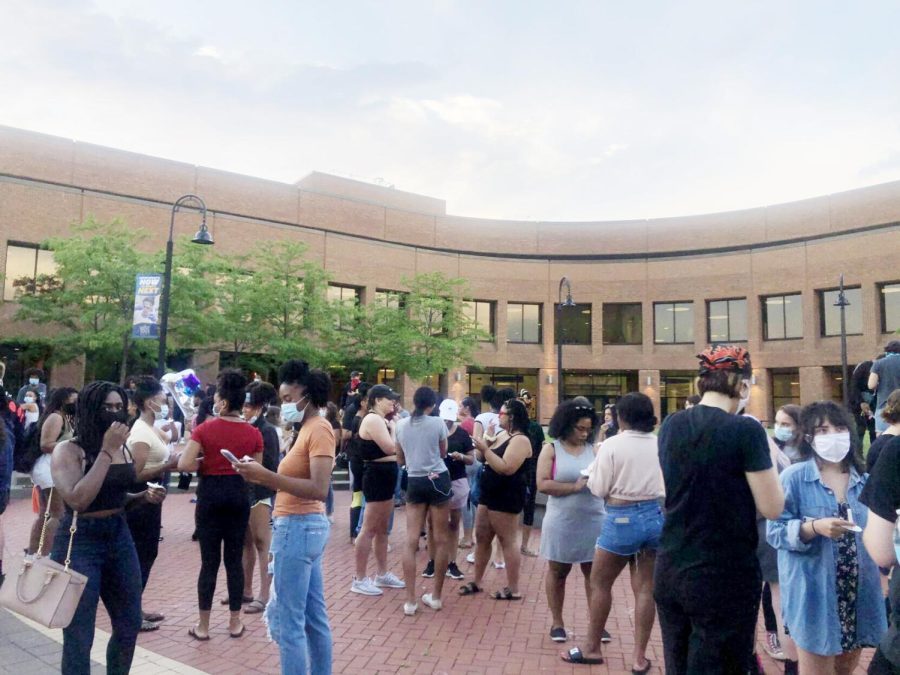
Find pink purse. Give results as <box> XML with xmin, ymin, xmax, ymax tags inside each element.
<box><xmin>0</xmin><ymin>490</ymin><xmax>87</xmax><ymax>628</ymax></box>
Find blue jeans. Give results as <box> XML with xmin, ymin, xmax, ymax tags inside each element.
<box><xmin>266</xmin><ymin>513</ymin><xmax>332</xmax><ymax>675</ymax></box>
<box><xmin>50</xmin><ymin>513</ymin><xmax>142</xmax><ymax>675</ymax></box>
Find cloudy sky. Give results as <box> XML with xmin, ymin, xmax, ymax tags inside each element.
<box><xmin>3</xmin><ymin>1</ymin><xmax>900</xmax><ymax>221</ymax></box>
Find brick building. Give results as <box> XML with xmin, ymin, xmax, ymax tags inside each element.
<box><xmin>1</xmin><ymin>125</ymin><xmax>898</xmax><ymax>423</ymax></box>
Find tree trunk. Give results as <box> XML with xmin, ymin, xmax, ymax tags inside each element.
<box><xmin>119</xmin><ymin>331</ymin><xmax>130</xmax><ymax>384</ymax></box>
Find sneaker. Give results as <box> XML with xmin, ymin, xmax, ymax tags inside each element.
<box><xmin>446</xmin><ymin>562</ymin><xmax>464</xmax><ymax>580</ymax></box>
<box><xmin>374</xmin><ymin>571</ymin><xmax>406</xmax><ymax>589</ymax></box>
<box><xmin>422</xmin><ymin>560</ymin><xmax>435</xmax><ymax>578</ymax></box>
<box><xmin>403</xmin><ymin>601</ymin><xmax>418</xmax><ymax>616</ymax></box>
<box><xmin>601</xmin><ymin>629</ymin><xmax>612</xmax><ymax>643</ymax></box>
<box><xmin>492</xmin><ymin>561</ymin><xmax>506</xmax><ymax>570</ymax></box>
<box><xmin>421</xmin><ymin>593</ymin><xmax>442</xmax><ymax>611</ymax></box>
<box><xmin>763</xmin><ymin>631</ymin><xmax>786</xmax><ymax>660</ymax></box>
<box><xmin>466</xmin><ymin>551</ymin><xmax>476</xmax><ymax>564</ymax></box>
<box><xmin>350</xmin><ymin>577</ymin><xmax>383</xmax><ymax>596</ymax></box>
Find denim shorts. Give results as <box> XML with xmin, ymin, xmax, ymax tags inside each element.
<box><xmin>596</xmin><ymin>499</ymin><xmax>664</xmax><ymax>556</ymax></box>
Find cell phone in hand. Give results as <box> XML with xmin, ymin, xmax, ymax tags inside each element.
<box><xmin>220</xmin><ymin>449</ymin><xmax>239</xmax><ymax>464</ymax></box>
<box><xmin>580</xmin><ymin>468</ymin><xmax>591</xmax><ymax>477</ymax></box>
<box><xmin>146</xmin><ymin>481</ymin><xmax>163</xmax><ymax>490</ymax></box>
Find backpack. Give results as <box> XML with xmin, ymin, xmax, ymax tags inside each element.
<box><xmin>13</xmin><ymin>421</ymin><xmax>41</xmax><ymax>474</ymax></box>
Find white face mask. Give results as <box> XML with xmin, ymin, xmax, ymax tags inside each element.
<box><xmin>773</xmin><ymin>426</ymin><xmax>794</xmax><ymax>443</ymax></box>
<box><xmin>23</xmin><ymin>395</ymin><xmax>35</xmax><ymax>404</ymax></box>
<box><xmin>812</xmin><ymin>431</ymin><xmax>852</xmax><ymax>464</ymax></box>
<box><xmin>153</xmin><ymin>404</ymin><xmax>169</xmax><ymax>421</ymax></box>
<box><xmin>736</xmin><ymin>380</ymin><xmax>751</xmax><ymax>414</ymax></box>
<box><xmin>29</xmin><ymin>378</ymin><xmax>39</xmax><ymax>386</ymax></box>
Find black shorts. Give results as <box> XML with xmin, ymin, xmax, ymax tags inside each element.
<box><xmin>0</xmin><ymin>487</ymin><xmax>8</xmax><ymax>515</ymax></box>
<box><xmin>406</xmin><ymin>473</ymin><xmax>452</xmax><ymax>506</ymax></box>
<box><xmin>480</xmin><ymin>485</ymin><xmax>526</xmax><ymax>515</ymax></box>
<box><xmin>362</xmin><ymin>461</ymin><xmax>398</xmax><ymax>503</ymax></box>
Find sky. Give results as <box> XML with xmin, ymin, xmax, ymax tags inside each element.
<box><xmin>3</xmin><ymin>1</ymin><xmax>900</xmax><ymax>221</ymax></box>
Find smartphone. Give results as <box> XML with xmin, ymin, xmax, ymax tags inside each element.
<box><xmin>580</xmin><ymin>468</ymin><xmax>591</xmax><ymax>477</ymax></box>
<box><xmin>146</xmin><ymin>481</ymin><xmax>163</xmax><ymax>490</ymax></box>
<box><xmin>220</xmin><ymin>449</ymin><xmax>239</xmax><ymax>464</ymax></box>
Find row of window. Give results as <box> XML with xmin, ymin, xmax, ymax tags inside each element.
<box><xmin>5</xmin><ymin>243</ymin><xmax>898</xmax><ymax>343</ymax></box>
<box><xmin>467</xmin><ymin>286</ymin><xmax>898</xmax><ymax>345</ymax></box>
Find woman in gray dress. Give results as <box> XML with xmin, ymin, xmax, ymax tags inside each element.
<box><xmin>536</xmin><ymin>401</ymin><xmax>605</xmax><ymax>644</ymax></box>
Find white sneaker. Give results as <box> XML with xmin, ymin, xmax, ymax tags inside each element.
<box><xmin>374</xmin><ymin>571</ymin><xmax>406</xmax><ymax>589</ymax></box>
<box><xmin>403</xmin><ymin>601</ymin><xmax>418</xmax><ymax>616</ymax></box>
<box><xmin>493</xmin><ymin>561</ymin><xmax>506</xmax><ymax>569</ymax></box>
<box><xmin>350</xmin><ymin>577</ymin><xmax>383</xmax><ymax>596</ymax></box>
<box><xmin>421</xmin><ymin>593</ymin><xmax>442</xmax><ymax>611</ymax></box>
<box><xmin>466</xmin><ymin>551</ymin><xmax>476</xmax><ymax>564</ymax></box>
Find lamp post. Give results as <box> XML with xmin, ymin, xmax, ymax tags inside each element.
<box><xmin>156</xmin><ymin>195</ymin><xmax>214</xmax><ymax>377</ymax></box>
<box><xmin>557</xmin><ymin>277</ymin><xmax>576</xmax><ymax>405</ymax></box>
<box><xmin>834</xmin><ymin>274</ymin><xmax>850</xmax><ymax>408</ymax></box>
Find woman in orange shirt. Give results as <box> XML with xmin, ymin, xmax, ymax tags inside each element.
<box><xmin>234</xmin><ymin>360</ymin><xmax>335</xmax><ymax>675</ymax></box>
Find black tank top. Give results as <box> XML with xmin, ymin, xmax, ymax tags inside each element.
<box><xmin>356</xmin><ymin>414</ymin><xmax>389</xmax><ymax>461</ymax></box>
<box><xmin>71</xmin><ymin>448</ymin><xmax>136</xmax><ymax>514</ymax></box>
<box><xmin>480</xmin><ymin>436</ymin><xmax>527</xmax><ymax>500</ymax></box>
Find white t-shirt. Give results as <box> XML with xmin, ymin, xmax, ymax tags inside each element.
<box><xmin>127</xmin><ymin>418</ymin><xmax>171</xmax><ymax>475</ymax></box>
<box><xmin>474</xmin><ymin>412</ymin><xmax>499</xmax><ymax>438</ymax></box>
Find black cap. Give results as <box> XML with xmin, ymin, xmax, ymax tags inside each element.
<box><xmin>368</xmin><ymin>384</ymin><xmax>400</xmax><ymax>401</ymax></box>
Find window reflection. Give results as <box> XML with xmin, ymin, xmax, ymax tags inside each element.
<box><xmin>763</xmin><ymin>294</ymin><xmax>803</xmax><ymax>340</ymax></box>
<box><xmin>654</xmin><ymin>302</ymin><xmax>693</xmax><ymax>344</ymax></box>
<box><xmin>881</xmin><ymin>283</ymin><xmax>900</xmax><ymax>333</ymax></box>
<box><xmin>4</xmin><ymin>244</ymin><xmax>56</xmax><ymax>301</ymax></box>
<box><xmin>602</xmin><ymin>303</ymin><xmax>642</xmax><ymax>345</ymax></box>
<box><xmin>708</xmin><ymin>298</ymin><xmax>747</xmax><ymax>342</ymax></box>
<box><xmin>508</xmin><ymin>303</ymin><xmax>541</xmax><ymax>344</ymax></box>
<box><xmin>820</xmin><ymin>288</ymin><xmax>862</xmax><ymax>336</ymax></box>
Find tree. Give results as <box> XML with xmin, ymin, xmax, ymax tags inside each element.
<box><xmin>11</xmin><ymin>216</ymin><xmax>157</xmax><ymax>383</ymax></box>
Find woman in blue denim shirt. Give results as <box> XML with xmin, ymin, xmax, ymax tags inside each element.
<box><xmin>768</xmin><ymin>401</ymin><xmax>887</xmax><ymax>674</ymax></box>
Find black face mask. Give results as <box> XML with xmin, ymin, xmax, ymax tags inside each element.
<box><xmin>99</xmin><ymin>410</ymin><xmax>128</xmax><ymax>430</ymax></box>
<box><xmin>62</xmin><ymin>403</ymin><xmax>77</xmax><ymax>416</ymax></box>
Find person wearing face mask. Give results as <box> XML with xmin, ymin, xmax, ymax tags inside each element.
<box><xmin>125</xmin><ymin>376</ymin><xmax>181</xmax><ymax>631</ymax></box>
<box><xmin>178</xmin><ymin>369</ymin><xmax>263</xmax><ymax>641</ymax></box>
<box><xmin>27</xmin><ymin>386</ymin><xmax>78</xmax><ymax>556</ymax></box>
<box><xmin>654</xmin><ymin>345</ymin><xmax>784</xmax><ymax>674</ymax></box>
<box><xmin>21</xmin><ymin>388</ymin><xmax>40</xmax><ymax>427</ymax></box>
<box><xmin>237</xmin><ymin>380</ymin><xmax>280</xmax><ymax>615</ymax></box>
<box><xmin>16</xmin><ymin>367</ymin><xmax>47</xmax><ymax>405</ymax></box>
<box><xmin>767</xmin><ymin>401</ymin><xmax>886</xmax><ymax>674</ymax></box>
<box><xmin>50</xmin><ymin>380</ymin><xmax>166</xmax><ymax>674</ymax></box>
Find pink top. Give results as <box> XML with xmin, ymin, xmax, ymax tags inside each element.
<box><xmin>586</xmin><ymin>430</ymin><xmax>665</xmax><ymax>502</ymax></box>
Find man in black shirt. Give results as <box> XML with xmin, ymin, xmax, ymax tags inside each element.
<box><xmin>655</xmin><ymin>345</ymin><xmax>784</xmax><ymax>674</ymax></box>
<box><xmin>861</xmin><ymin>394</ymin><xmax>900</xmax><ymax>674</ymax></box>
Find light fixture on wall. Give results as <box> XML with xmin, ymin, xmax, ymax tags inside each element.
<box><xmin>454</xmin><ymin>371</ymin><xmax>462</xmax><ymax>382</ymax></box>
<box><xmin>646</xmin><ymin>375</ymin><xmax>652</xmax><ymax>386</ymax></box>
<box><xmin>750</xmin><ymin>375</ymin><xmax>757</xmax><ymax>385</ymax></box>
<box><xmin>546</xmin><ymin>374</ymin><xmax>554</xmax><ymax>385</ymax></box>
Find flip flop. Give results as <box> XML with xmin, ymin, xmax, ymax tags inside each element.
<box><xmin>520</xmin><ymin>547</ymin><xmax>538</xmax><ymax>557</ymax></box>
<box><xmin>491</xmin><ymin>587</ymin><xmax>523</xmax><ymax>601</ymax></box>
<box><xmin>188</xmin><ymin>626</ymin><xmax>210</xmax><ymax>641</ymax></box>
<box><xmin>230</xmin><ymin>623</ymin><xmax>245</xmax><ymax>638</ymax></box>
<box><xmin>458</xmin><ymin>540</ymin><xmax>474</xmax><ymax>549</ymax></box>
<box><xmin>560</xmin><ymin>647</ymin><xmax>604</xmax><ymax>665</ymax></box>
<box><xmin>244</xmin><ymin>599</ymin><xmax>266</xmax><ymax>614</ymax></box>
<box><xmin>458</xmin><ymin>581</ymin><xmax>482</xmax><ymax>596</ymax></box>
<box><xmin>220</xmin><ymin>595</ymin><xmax>253</xmax><ymax>606</ymax></box>
<box><xmin>632</xmin><ymin>658</ymin><xmax>652</xmax><ymax>674</ymax></box>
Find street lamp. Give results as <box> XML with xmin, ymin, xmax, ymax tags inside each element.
<box><xmin>157</xmin><ymin>195</ymin><xmax>213</xmax><ymax>377</ymax></box>
<box><xmin>557</xmin><ymin>277</ymin><xmax>576</xmax><ymax>405</ymax></box>
<box><xmin>834</xmin><ymin>273</ymin><xmax>850</xmax><ymax>408</ymax></box>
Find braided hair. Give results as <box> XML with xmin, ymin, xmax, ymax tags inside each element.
<box><xmin>75</xmin><ymin>381</ymin><xmax>128</xmax><ymax>462</ymax></box>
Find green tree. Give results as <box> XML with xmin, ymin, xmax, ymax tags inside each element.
<box><xmin>11</xmin><ymin>216</ymin><xmax>157</xmax><ymax>383</ymax></box>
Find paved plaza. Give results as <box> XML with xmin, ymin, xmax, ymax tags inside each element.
<box><xmin>1</xmin><ymin>491</ymin><xmax>874</xmax><ymax>674</ymax></box>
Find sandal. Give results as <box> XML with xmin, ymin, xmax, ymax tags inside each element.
<box><xmin>220</xmin><ymin>595</ymin><xmax>253</xmax><ymax>606</ymax></box>
<box><xmin>229</xmin><ymin>622</ymin><xmax>245</xmax><ymax>638</ymax></box>
<box><xmin>491</xmin><ymin>587</ymin><xmax>523</xmax><ymax>601</ymax></box>
<box><xmin>560</xmin><ymin>647</ymin><xmax>604</xmax><ymax>665</ymax></box>
<box><xmin>458</xmin><ymin>581</ymin><xmax>482</xmax><ymax>596</ymax></box>
<box><xmin>188</xmin><ymin>626</ymin><xmax>210</xmax><ymax>641</ymax></box>
<box><xmin>632</xmin><ymin>658</ymin><xmax>652</xmax><ymax>674</ymax></box>
<box><xmin>244</xmin><ymin>599</ymin><xmax>266</xmax><ymax>614</ymax></box>
<box><xmin>458</xmin><ymin>540</ymin><xmax>474</xmax><ymax>549</ymax></box>
<box><xmin>520</xmin><ymin>547</ymin><xmax>538</xmax><ymax>557</ymax></box>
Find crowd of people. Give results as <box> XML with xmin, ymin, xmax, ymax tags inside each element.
<box><xmin>0</xmin><ymin>339</ymin><xmax>899</xmax><ymax>674</ymax></box>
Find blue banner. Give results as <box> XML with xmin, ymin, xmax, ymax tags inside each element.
<box><xmin>132</xmin><ymin>273</ymin><xmax>162</xmax><ymax>339</ymax></box>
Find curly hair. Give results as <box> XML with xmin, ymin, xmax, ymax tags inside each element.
<box><xmin>76</xmin><ymin>381</ymin><xmax>128</xmax><ymax>461</ymax></box>
<box><xmin>548</xmin><ymin>400</ymin><xmax>599</xmax><ymax>442</ymax></box>
<box><xmin>798</xmin><ymin>400</ymin><xmax>864</xmax><ymax>473</ymax></box>
<box><xmin>246</xmin><ymin>381</ymin><xmax>277</xmax><ymax>408</ymax></box>
<box><xmin>502</xmin><ymin>398</ymin><xmax>529</xmax><ymax>434</ymax></box>
<box><xmin>216</xmin><ymin>369</ymin><xmax>248</xmax><ymax>413</ymax></box>
<box><xmin>278</xmin><ymin>359</ymin><xmax>310</xmax><ymax>387</ymax></box>
<box><xmin>304</xmin><ymin>369</ymin><xmax>332</xmax><ymax>408</ymax></box>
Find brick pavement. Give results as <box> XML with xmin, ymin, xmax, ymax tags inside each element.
<box><xmin>0</xmin><ymin>491</ymin><xmax>875</xmax><ymax>674</ymax></box>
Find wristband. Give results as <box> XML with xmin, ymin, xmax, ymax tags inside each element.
<box><xmin>810</xmin><ymin>519</ymin><xmax>819</xmax><ymax>536</ymax></box>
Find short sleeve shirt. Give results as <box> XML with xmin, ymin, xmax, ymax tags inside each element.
<box><xmin>860</xmin><ymin>435</ymin><xmax>900</xmax><ymax>665</ymax></box>
<box><xmin>396</xmin><ymin>415</ymin><xmax>449</xmax><ymax>477</ymax></box>
<box><xmin>126</xmin><ymin>418</ymin><xmax>170</xmax><ymax>475</ymax></box>
<box><xmin>445</xmin><ymin>426</ymin><xmax>473</xmax><ymax>480</ymax></box>
<box><xmin>873</xmin><ymin>355</ymin><xmax>900</xmax><ymax>409</ymax></box>
<box><xmin>191</xmin><ymin>418</ymin><xmax>263</xmax><ymax>476</ymax></box>
<box><xmin>274</xmin><ymin>416</ymin><xmax>336</xmax><ymax>517</ymax></box>
<box><xmin>657</xmin><ymin>405</ymin><xmax>772</xmax><ymax>577</ymax></box>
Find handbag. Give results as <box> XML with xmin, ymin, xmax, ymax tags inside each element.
<box><xmin>0</xmin><ymin>489</ymin><xmax>87</xmax><ymax>628</ymax></box>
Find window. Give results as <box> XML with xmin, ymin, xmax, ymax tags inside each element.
<box><xmin>374</xmin><ymin>289</ymin><xmax>405</xmax><ymax>310</ymax></box>
<box><xmin>556</xmin><ymin>303</ymin><xmax>592</xmax><ymax>345</ymax></box>
<box><xmin>507</xmin><ymin>302</ymin><xmax>542</xmax><ymax>344</ymax></box>
<box><xmin>4</xmin><ymin>243</ymin><xmax>57</xmax><ymax>301</ymax></box>
<box><xmin>463</xmin><ymin>300</ymin><xmax>495</xmax><ymax>340</ymax></box>
<box><xmin>602</xmin><ymin>303</ymin><xmax>642</xmax><ymax>345</ymax></box>
<box><xmin>654</xmin><ymin>302</ymin><xmax>694</xmax><ymax>344</ymax></box>
<box><xmin>707</xmin><ymin>298</ymin><xmax>747</xmax><ymax>343</ymax></box>
<box><xmin>327</xmin><ymin>284</ymin><xmax>360</xmax><ymax>329</ymax></box>
<box><xmin>880</xmin><ymin>282</ymin><xmax>900</xmax><ymax>333</ymax></box>
<box><xmin>771</xmin><ymin>369</ymin><xmax>800</xmax><ymax>412</ymax></box>
<box><xmin>763</xmin><ymin>293</ymin><xmax>803</xmax><ymax>340</ymax></box>
<box><xmin>819</xmin><ymin>287</ymin><xmax>862</xmax><ymax>337</ymax></box>
<box><xmin>561</xmin><ymin>370</ymin><xmax>638</xmax><ymax>408</ymax></box>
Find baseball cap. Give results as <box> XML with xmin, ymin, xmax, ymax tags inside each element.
<box><xmin>519</xmin><ymin>389</ymin><xmax>530</xmax><ymax>398</ymax></box>
<box><xmin>368</xmin><ymin>384</ymin><xmax>400</xmax><ymax>401</ymax></box>
<box><xmin>438</xmin><ymin>399</ymin><xmax>459</xmax><ymax>422</ymax></box>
